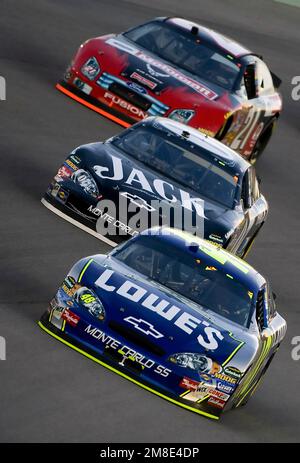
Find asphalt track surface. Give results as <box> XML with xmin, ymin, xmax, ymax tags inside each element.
<box><xmin>0</xmin><ymin>0</ymin><xmax>300</xmax><ymax>443</ymax></box>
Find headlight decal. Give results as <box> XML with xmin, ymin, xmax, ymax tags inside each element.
<box><xmin>72</xmin><ymin>169</ymin><xmax>100</xmax><ymax>198</ymax></box>
<box><xmin>169</xmin><ymin>352</ymin><xmax>221</xmax><ymax>376</ymax></box>
<box><xmin>74</xmin><ymin>286</ymin><xmax>106</xmax><ymax>320</ymax></box>
<box><xmin>80</xmin><ymin>56</ymin><xmax>100</xmax><ymax>80</ymax></box>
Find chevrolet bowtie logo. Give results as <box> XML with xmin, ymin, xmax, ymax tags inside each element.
<box><xmin>124</xmin><ymin>316</ymin><xmax>164</xmax><ymax>339</ymax></box>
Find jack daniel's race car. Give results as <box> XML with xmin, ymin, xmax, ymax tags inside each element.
<box><xmin>42</xmin><ymin>117</ymin><xmax>268</xmax><ymax>257</ymax></box>
<box><xmin>57</xmin><ymin>17</ymin><xmax>282</xmax><ymax>162</ymax></box>
<box><xmin>39</xmin><ymin>228</ymin><xmax>287</xmax><ymax>419</ymax></box>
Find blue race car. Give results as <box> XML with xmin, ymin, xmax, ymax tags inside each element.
<box><xmin>42</xmin><ymin>117</ymin><xmax>268</xmax><ymax>257</ymax></box>
<box><xmin>39</xmin><ymin>228</ymin><xmax>286</xmax><ymax>419</ymax></box>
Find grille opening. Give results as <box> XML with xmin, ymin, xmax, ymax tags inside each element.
<box><xmin>109</xmin><ymin>320</ymin><xmax>165</xmax><ymax>357</ymax></box>
<box><xmin>103</xmin><ymin>347</ymin><xmax>144</xmax><ymax>375</ymax></box>
<box><xmin>109</xmin><ymin>82</ymin><xmax>152</xmax><ymax>111</ymax></box>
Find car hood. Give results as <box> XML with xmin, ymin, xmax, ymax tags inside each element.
<box><xmin>75</xmin><ymin>142</ymin><xmax>234</xmax><ymax>240</ymax></box>
<box><xmin>90</xmin><ymin>34</ymin><xmax>238</xmax><ymax>114</ymax></box>
<box><xmin>77</xmin><ymin>256</ymin><xmax>250</xmax><ymax>368</ymax></box>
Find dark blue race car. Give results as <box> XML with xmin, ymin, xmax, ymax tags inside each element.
<box><xmin>42</xmin><ymin>117</ymin><xmax>268</xmax><ymax>257</ymax></box>
<box><xmin>39</xmin><ymin>228</ymin><xmax>286</xmax><ymax>419</ymax></box>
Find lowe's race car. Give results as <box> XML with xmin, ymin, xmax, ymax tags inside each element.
<box><xmin>57</xmin><ymin>17</ymin><xmax>282</xmax><ymax>163</ymax></box>
<box><xmin>42</xmin><ymin>117</ymin><xmax>268</xmax><ymax>258</ymax></box>
<box><xmin>39</xmin><ymin>228</ymin><xmax>287</xmax><ymax>419</ymax></box>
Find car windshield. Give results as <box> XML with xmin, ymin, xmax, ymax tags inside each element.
<box><xmin>124</xmin><ymin>21</ymin><xmax>241</xmax><ymax>91</ymax></box>
<box><xmin>111</xmin><ymin>126</ymin><xmax>239</xmax><ymax>208</ymax></box>
<box><xmin>113</xmin><ymin>236</ymin><xmax>254</xmax><ymax>328</ymax></box>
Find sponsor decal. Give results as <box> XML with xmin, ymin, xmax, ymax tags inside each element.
<box><xmin>120</xmin><ymin>192</ymin><xmax>156</xmax><ymax>212</ymax></box>
<box><xmin>92</xmin><ymin>156</ymin><xmax>205</xmax><ymax>219</ymax></box>
<box><xmin>65</xmin><ymin>159</ymin><xmax>79</xmax><ymax>171</ymax></box>
<box><xmin>106</xmin><ymin>38</ymin><xmax>218</xmax><ymax>100</ymax></box>
<box><xmin>209</xmin><ymin>234</ymin><xmax>224</xmax><ymax>244</ymax></box>
<box><xmin>198</xmin><ymin>127</ymin><xmax>215</xmax><ymax>137</ymax></box>
<box><xmin>130</xmin><ymin>72</ymin><xmax>157</xmax><ymax>90</ymax></box>
<box><xmin>224</xmin><ymin>366</ymin><xmax>242</xmax><ymax>380</ymax></box>
<box><xmin>51</xmin><ymin>185</ymin><xmax>69</xmax><ymax>204</ymax></box>
<box><xmin>55</xmin><ymin>165</ymin><xmax>73</xmax><ymax>180</ymax></box>
<box><xmin>93</xmin><ymin>268</ymin><xmax>225</xmax><ymax>350</ymax></box>
<box><xmin>249</xmin><ymin>122</ymin><xmax>264</xmax><ymax>149</ymax></box>
<box><xmin>137</xmin><ymin>53</ymin><xmax>218</xmax><ymax>100</ymax></box>
<box><xmin>62</xmin><ymin>277</ymin><xmax>81</xmax><ymax>297</ymax></box>
<box><xmin>72</xmin><ymin>169</ymin><xmax>100</xmax><ymax>198</ymax></box>
<box><xmin>215</xmin><ymin>372</ymin><xmax>237</xmax><ymax>384</ymax></box>
<box><xmin>169</xmin><ymin>109</ymin><xmax>195</xmax><ymax>124</ymax></box>
<box><xmin>127</xmin><ymin>81</ymin><xmax>147</xmax><ymax>94</ymax></box>
<box><xmin>199</xmin><ymin>373</ymin><xmax>217</xmax><ymax>386</ymax></box>
<box><xmin>104</xmin><ymin>91</ymin><xmax>147</xmax><ymax>118</ymax></box>
<box><xmin>146</xmin><ymin>63</ymin><xmax>169</xmax><ymax>78</ymax></box>
<box><xmin>124</xmin><ymin>316</ymin><xmax>164</xmax><ymax>339</ymax></box>
<box><xmin>61</xmin><ymin>309</ymin><xmax>80</xmax><ymax>327</ymax></box>
<box><xmin>84</xmin><ymin>324</ymin><xmax>171</xmax><ymax>377</ymax></box>
<box><xmin>75</xmin><ymin>287</ymin><xmax>105</xmax><ymax>320</ymax></box>
<box><xmin>87</xmin><ymin>205</ymin><xmax>139</xmax><ymax>237</ymax></box>
<box><xmin>182</xmin><ymin>383</ymin><xmax>213</xmax><ymax>402</ymax></box>
<box><xmin>216</xmin><ymin>380</ymin><xmax>235</xmax><ymax>394</ymax></box>
<box><xmin>180</xmin><ymin>377</ymin><xmax>200</xmax><ymax>391</ymax></box>
<box><xmin>70</xmin><ymin>154</ymin><xmax>81</xmax><ymax>165</ymax></box>
<box><xmin>208</xmin><ymin>388</ymin><xmax>229</xmax><ymax>401</ymax></box>
<box><xmin>208</xmin><ymin>396</ymin><xmax>226</xmax><ymax>409</ymax></box>
<box><xmin>73</xmin><ymin>77</ymin><xmax>92</xmax><ymax>95</ymax></box>
<box><xmin>80</xmin><ymin>57</ymin><xmax>100</xmax><ymax>80</ymax></box>
<box><xmin>184</xmin><ymin>381</ymin><xmax>229</xmax><ymax>402</ymax></box>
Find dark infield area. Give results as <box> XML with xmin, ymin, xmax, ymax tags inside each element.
<box><xmin>0</xmin><ymin>0</ymin><xmax>300</xmax><ymax>442</ymax></box>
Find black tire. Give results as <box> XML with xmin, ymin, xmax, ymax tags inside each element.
<box><xmin>236</xmin><ymin>350</ymin><xmax>278</xmax><ymax>407</ymax></box>
<box><xmin>249</xmin><ymin>119</ymin><xmax>277</xmax><ymax>164</ymax></box>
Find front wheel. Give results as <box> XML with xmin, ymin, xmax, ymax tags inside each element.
<box><xmin>234</xmin><ymin>350</ymin><xmax>278</xmax><ymax>408</ymax></box>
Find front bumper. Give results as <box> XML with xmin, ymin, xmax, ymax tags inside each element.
<box><xmin>39</xmin><ymin>310</ymin><xmax>223</xmax><ymax>420</ymax></box>
<box><xmin>57</xmin><ymin>79</ymin><xmax>142</xmax><ymax>128</ymax></box>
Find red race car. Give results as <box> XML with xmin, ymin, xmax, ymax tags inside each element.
<box><xmin>57</xmin><ymin>17</ymin><xmax>282</xmax><ymax>163</ymax></box>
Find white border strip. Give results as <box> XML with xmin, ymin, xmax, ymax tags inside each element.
<box><xmin>274</xmin><ymin>0</ymin><xmax>300</xmax><ymax>7</ymax></box>
<box><xmin>41</xmin><ymin>198</ymin><xmax>117</xmax><ymax>248</ymax></box>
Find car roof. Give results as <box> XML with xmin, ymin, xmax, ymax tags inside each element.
<box><xmin>164</xmin><ymin>17</ymin><xmax>252</xmax><ymax>58</ymax></box>
<box><xmin>140</xmin><ymin>227</ymin><xmax>266</xmax><ymax>292</ymax></box>
<box><xmin>142</xmin><ymin>116</ymin><xmax>250</xmax><ymax>175</ymax></box>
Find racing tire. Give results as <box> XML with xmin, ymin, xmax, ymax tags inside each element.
<box><xmin>249</xmin><ymin>119</ymin><xmax>277</xmax><ymax>165</ymax></box>
<box><xmin>237</xmin><ymin>350</ymin><xmax>278</xmax><ymax>407</ymax></box>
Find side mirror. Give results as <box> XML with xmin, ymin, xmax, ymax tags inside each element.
<box><xmin>244</xmin><ymin>64</ymin><xmax>257</xmax><ymax>100</ymax></box>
